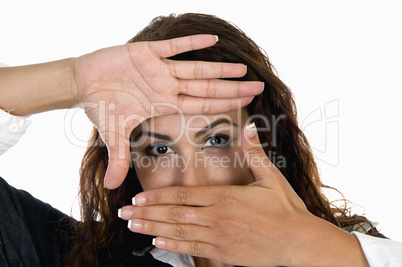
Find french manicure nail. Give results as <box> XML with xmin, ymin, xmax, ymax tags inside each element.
<box><xmin>214</xmin><ymin>35</ymin><xmax>219</xmax><ymax>42</ymax></box>
<box><xmin>118</xmin><ymin>208</ymin><xmax>133</xmax><ymax>219</ymax></box>
<box><xmin>132</xmin><ymin>196</ymin><xmax>146</xmax><ymax>205</ymax></box>
<box><xmin>153</xmin><ymin>237</ymin><xmax>166</xmax><ymax>248</ymax></box>
<box><xmin>246</xmin><ymin>122</ymin><xmax>257</xmax><ymax>138</ymax></box>
<box><xmin>128</xmin><ymin>220</ymin><xmax>142</xmax><ymax>231</ymax></box>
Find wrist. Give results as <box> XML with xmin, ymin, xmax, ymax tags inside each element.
<box><xmin>23</xmin><ymin>58</ymin><xmax>80</xmax><ymax>114</ymax></box>
<box><xmin>292</xmin><ymin>214</ymin><xmax>369</xmax><ymax>267</ymax></box>
<box><xmin>0</xmin><ymin>58</ymin><xmax>80</xmax><ymax>116</ymax></box>
<box><xmin>62</xmin><ymin>58</ymin><xmax>80</xmax><ymax>108</ymax></box>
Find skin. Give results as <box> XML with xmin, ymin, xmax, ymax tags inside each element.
<box><xmin>120</xmin><ymin>115</ymin><xmax>370</xmax><ymax>267</ymax></box>
<box><xmin>0</xmin><ymin>34</ymin><xmax>264</xmax><ymax>190</ymax></box>
<box><xmin>130</xmin><ymin>108</ymin><xmax>254</xmax><ymax>190</ymax></box>
<box><xmin>129</xmin><ymin>108</ymin><xmax>254</xmax><ymax>267</ymax></box>
<box><xmin>0</xmin><ymin>33</ymin><xmax>370</xmax><ymax>266</ymax></box>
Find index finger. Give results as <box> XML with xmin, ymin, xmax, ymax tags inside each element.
<box><xmin>133</xmin><ymin>185</ymin><xmax>224</xmax><ymax>206</ymax></box>
<box><xmin>148</xmin><ymin>34</ymin><xmax>218</xmax><ymax>58</ymax></box>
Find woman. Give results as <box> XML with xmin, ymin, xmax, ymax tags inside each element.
<box><xmin>0</xmin><ymin>13</ymin><xmax>400</xmax><ymax>267</ymax></box>
<box><xmin>64</xmin><ymin>13</ymin><xmax>390</xmax><ymax>266</ymax></box>
<box><xmin>0</xmin><ymin>24</ymin><xmax>260</xmax><ymax>267</ymax></box>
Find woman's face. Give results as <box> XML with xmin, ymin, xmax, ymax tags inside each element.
<box><xmin>130</xmin><ymin>108</ymin><xmax>255</xmax><ymax>190</ymax></box>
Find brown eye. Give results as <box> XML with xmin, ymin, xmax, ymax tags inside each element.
<box><xmin>146</xmin><ymin>143</ymin><xmax>174</xmax><ymax>156</ymax></box>
<box><xmin>157</xmin><ymin>146</ymin><xmax>168</xmax><ymax>154</ymax></box>
<box><xmin>202</xmin><ymin>134</ymin><xmax>231</xmax><ymax>148</ymax></box>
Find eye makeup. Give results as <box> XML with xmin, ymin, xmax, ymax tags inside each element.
<box><xmin>145</xmin><ymin>142</ymin><xmax>175</xmax><ymax>157</ymax></box>
<box><xmin>201</xmin><ymin>134</ymin><xmax>232</xmax><ymax>149</ymax></box>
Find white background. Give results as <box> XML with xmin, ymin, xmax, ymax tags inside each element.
<box><xmin>1</xmin><ymin>1</ymin><xmax>401</xmax><ymax>242</ymax></box>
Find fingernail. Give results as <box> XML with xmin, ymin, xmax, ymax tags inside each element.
<box><xmin>214</xmin><ymin>35</ymin><xmax>219</xmax><ymax>42</ymax></box>
<box><xmin>132</xmin><ymin>196</ymin><xmax>146</xmax><ymax>205</ymax></box>
<box><xmin>127</xmin><ymin>220</ymin><xmax>142</xmax><ymax>231</ymax></box>
<box><xmin>118</xmin><ymin>208</ymin><xmax>133</xmax><ymax>219</ymax></box>
<box><xmin>246</xmin><ymin>122</ymin><xmax>257</xmax><ymax>138</ymax></box>
<box><xmin>153</xmin><ymin>237</ymin><xmax>166</xmax><ymax>248</ymax></box>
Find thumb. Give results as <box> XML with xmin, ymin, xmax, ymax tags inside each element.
<box><xmin>103</xmin><ymin>131</ymin><xmax>131</xmax><ymax>189</ymax></box>
<box><xmin>241</xmin><ymin>122</ymin><xmax>277</xmax><ymax>185</ymax></box>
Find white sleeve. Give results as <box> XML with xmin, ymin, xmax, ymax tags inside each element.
<box><xmin>0</xmin><ymin>62</ymin><xmax>31</xmax><ymax>155</ymax></box>
<box><xmin>353</xmin><ymin>231</ymin><xmax>402</xmax><ymax>267</ymax></box>
<box><xmin>0</xmin><ymin>109</ymin><xmax>31</xmax><ymax>155</ymax></box>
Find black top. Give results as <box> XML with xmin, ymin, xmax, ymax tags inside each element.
<box><xmin>0</xmin><ymin>176</ymin><xmax>171</xmax><ymax>267</ymax></box>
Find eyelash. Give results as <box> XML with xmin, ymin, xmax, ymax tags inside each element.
<box><xmin>145</xmin><ymin>142</ymin><xmax>175</xmax><ymax>157</ymax></box>
<box><xmin>145</xmin><ymin>134</ymin><xmax>232</xmax><ymax>157</ymax></box>
<box><xmin>202</xmin><ymin>134</ymin><xmax>231</xmax><ymax>149</ymax></box>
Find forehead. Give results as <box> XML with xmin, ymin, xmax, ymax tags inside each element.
<box><xmin>132</xmin><ymin>108</ymin><xmax>248</xmax><ymax>137</ymax></box>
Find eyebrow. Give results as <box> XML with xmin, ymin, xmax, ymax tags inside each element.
<box><xmin>194</xmin><ymin>118</ymin><xmax>238</xmax><ymax>138</ymax></box>
<box><xmin>133</xmin><ymin>118</ymin><xmax>238</xmax><ymax>142</ymax></box>
<box><xmin>133</xmin><ymin>131</ymin><xmax>173</xmax><ymax>142</ymax></box>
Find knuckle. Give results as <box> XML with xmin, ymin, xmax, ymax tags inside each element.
<box><xmin>171</xmin><ymin>239</ymin><xmax>180</xmax><ymax>251</ymax></box>
<box><xmin>236</xmin><ymin>81</ymin><xmax>241</xmax><ymax>97</ymax></box>
<box><xmin>193</xmin><ymin>62</ymin><xmax>203</xmax><ymax>79</ymax></box>
<box><xmin>140</xmin><ymin>208</ymin><xmax>148</xmax><ymax>220</ymax></box>
<box><xmin>190</xmin><ymin>242</ymin><xmax>203</xmax><ymax>256</ymax></box>
<box><xmin>176</xmin><ymin>94</ymin><xmax>185</xmax><ymax>108</ymax></box>
<box><xmin>219</xmin><ymin>63</ymin><xmax>224</xmax><ymax>78</ymax></box>
<box><xmin>175</xmin><ymin>187</ymin><xmax>190</xmax><ymax>203</ymax></box>
<box><xmin>229</xmin><ymin>98</ymin><xmax>240</xmax><ymax>112</ymax></box>
<box><xmin>144</xmin><ymin>221</ymin><xmax>157</xmax><ymax>235</ymax></box>
<box><xmin>173</xmin><ymin>223</ymin><xmax>187</xmax><ymax>239</ymax></box>
<box><xmin>169</xmin><ymin>62</ymin><xmax>178</xmax><ymax>78</ymax></box>
<box><xmin>178</xmin><ymin>80</ymin><xmax>189</xmax><ymax>95</ymax></box>
<box><xmin>169</xmin><ymin>39</ymin><xmax>180</xmax><ymax>55</ymax></box>
<box><xmin>206</xmin><ymin>80</ymin><xmax>217</xmax><ymax>97</ymax></box>
<box><xmin>247</xmin><ymin>143</ymin><xmax>263</xmax><ymax>154</ymax></box>
<box><xmin>168</xmin><ymin>207</ymin><xmax>181</xmax><ymax>222</ymax></box>
<box><xmin>212</xmin><ymin>211</ymin><xmax>233</xmax><ymax>227</ymax></box>
<box><xmin>221</xmin><ymin>194</ymin><xmax>240</xmax><ymax>209</ymax></box>
<box><xmin>188</xmin><ymin>36</ymin><xmax>196</xmax><ymax>51</ymax></box>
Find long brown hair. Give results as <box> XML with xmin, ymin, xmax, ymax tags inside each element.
<box><xmin>65</xmin><ymin>13</ymin><xmax>377</xmax><ymax>266</ymax></box>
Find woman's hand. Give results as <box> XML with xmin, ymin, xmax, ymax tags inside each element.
<box><xmin>0</xmin><ymin>34</ymin><xmax>263</xmax><ymax>189</ymax></box>
<box><xmin>72</xmin><ymin>35</ymin><xmax>263</xmax><ymax>189</ymax></box>
<box><xmin>120</xmin><ymin>123</ymin><xmax>369</xmax><ymax>267</ymax></box>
